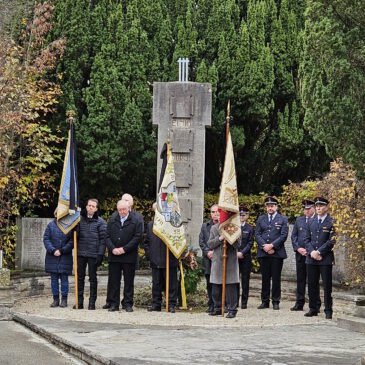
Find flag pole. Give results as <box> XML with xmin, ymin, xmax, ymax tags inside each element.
<box><xmin>67</xmin><ymin>111</ymin><xmax>79</xmax><ymax>310</ymax></box>
<box><xmin>221</xmin><ymin>101</ymin><xmax>230</xmax><ymax>316</ymax></box>
<box><xmin>166</xmin><ymin>246</ymin><xmax>169</xmax><ymax>313</ymax></box>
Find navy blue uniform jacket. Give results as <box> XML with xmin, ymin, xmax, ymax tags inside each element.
<box><xmin>255</xmin><ymin>213</ymin><xmax>288</xmax><ymax>259</ymax></box>
<box><xmin>305</xmin><ymin>215</ymin><xmax>335</xmax><ymax>266</ymax></box>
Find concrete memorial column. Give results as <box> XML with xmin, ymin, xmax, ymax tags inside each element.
<box><xmin>152</xmin><ymin>61</ymin><xmax>212</xmax><ymax>248</ymax></box>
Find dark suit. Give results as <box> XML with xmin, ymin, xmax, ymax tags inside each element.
<box><xmin>237</xmin><ymin>223</ymin><xmax>254</xmax><ymax>307</ymax></box>
<box><xmin>291</xmin><ymin>215</ymin><xmax>313</xmax><ymax>307</ymax></box>
<box><xmin>305</xmin><ymin>215</ymin><xmax>335</xmax><ymax>315</ymax></box>
<box><xmin>144</xmin><ymin>221</ymin><xmax>178</xmax><ymax>309</ymax></box>
<box><xmin>106</xmin><ymin>211</ymin><xmax>143</xmax><ymax>309</ymax></box>
<box><xmin>199</xmin><ymin>220</ymin><xmax>215</xmax><ymax>309</ymax></box>
<box><xmin>255</xmin><ymin>213</ymin><xmax>288</xmax><ymax>305</ymax></box>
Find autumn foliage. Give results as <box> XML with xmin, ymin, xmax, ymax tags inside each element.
<box><xmin>0</xmin><ymin>2</ymin><xmax>65</xmax><ymax>268</ymax></box>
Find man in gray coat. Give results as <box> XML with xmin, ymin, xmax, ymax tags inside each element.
<box><xmin>208</xmin><ymin>223</ymin><xmax>241</xmax><ymax>318</ymax></box>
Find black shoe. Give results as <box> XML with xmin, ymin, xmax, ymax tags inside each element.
<box><xmin>88</xmin><ymin>303</ymin><xmax>96</xmax><ymax>310</ymax></box>
<box><xmin>325</xmin><ymin>313</ymin><xmax>332</xmax><ymax>320</ymax></box>
<box><xmin>290</xmin><ymin>305</ymin><xmax>303</xmax><ymax>311</ymax></box>
<box><xmin>209</xmin><ymin>310</ymin><xmax>221</xmax><ymax>316</ymax></box>
<box><xmin>241</xmin><ymin>304</ymin><xmax>247</xmax><ymax>309</ymax></box>
<box><xmin>59</xmin><ymin>298</ymin><xmax>68</xmax><ymax>308</ymax></box>
<box><xmin>304</xmin><ymin>310</ymin><xmax>318</xmax><ymax>317</ymax></box>
<box><xmin>206</xmin><ymin>306</ymin><xmax>214</xmax><ymax>313</ymax></box>
<box><xmin>108</xmin><ymin>306</ymin><xmax>119</xmax><ymax>312</ymax></box>
<box><xmin>273</xmin><ymin>303</ymin><xmax>280</xmax><ymax>310</ymax></box>
<box><xmin>50</xmin><ymin>299</ymin><xmax>59</xmax><ymax>308</ymax></box>
<box><xmin>168</xmin><ymin>307</ymin><xmax>175</xmax><ymax>313</ymax></box>
<box><xmin>226</xmin><ymin>311</ymin><xmax>236</xmax><ymax>318</ymax></box>
<box><xmin>124</xmin><ymin>307</ymin><xmax>133</xmax><ymax>312</ymax></box>
<box><xmin>147</xmin><ymin>306</ymin><xmax>161</xmax><ymax>312</ymax></box>
<box><xmin>102</xmin><ymin>303</ymin><xmax>111</xmax><ymax>309</ymax></box>
<box><xmin>257</xmin><ymin>303</ymin><xmax>269</xmax><ymax>309</ymax></box>
<box><xmin>73</xmin><ymin>304</ymin><xmax>84</xmax><ymax>309</ymax></box>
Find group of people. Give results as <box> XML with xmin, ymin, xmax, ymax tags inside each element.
<box><xmin>44</xmin><ymin>193</ymin><xmax>335</xmax><ymax>320</ymax></box>
<box><xmin>199</xmin><ymin>196</ymin><xmax>335</xmax><ymax>319</ymax></box>
<box><xmin>43</xmin><ymin>194</ymin><xmax>178</xmax><ymax>312</ymax></box>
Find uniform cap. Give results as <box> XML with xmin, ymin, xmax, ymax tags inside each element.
<box><xmin>239</xmin><ymin>204</ymin><xmax>249</xmax><ymax>215</ymax></box>
<box><xmin>302</xmin><ymin>199</ymin><xmax>315</xmax><ymax>209</ymax></box>
<box><xmin>264</xmin><ymin>196</ymin><xmax>278</xmax><ymax>205</ymax></box>
<box><xmin>314</xmin><ymin>196</ymin><xmax>329</xmax><ymax>205</ymax></box>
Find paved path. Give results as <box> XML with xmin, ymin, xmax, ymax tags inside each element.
<box><xmin>13</xmin><ymin>312</ymin><xmax>365</xmax><ymax>365</ymax></box>
<box><xmin>0</xmin><ymin>321</ymin><xmax>84</xmax><ymax>365</ymax></box>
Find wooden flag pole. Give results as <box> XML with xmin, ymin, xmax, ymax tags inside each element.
<box><xmin>166</xmin><ymin>245</ymin><xmax>170</xmax><ymax>313</ymax></box>
<box><xmin>221</xmin><ymin>100</ymin><xmax>230</xmax><ymax>316</ymax></box>
<box><xmin>74</xmin><ymin>231</ymin><xmax>78</xmax><ymax>309</ymax></box>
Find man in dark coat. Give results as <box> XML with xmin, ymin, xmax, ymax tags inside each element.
<box><xmin>255</xmin><ymin>196</ymin><xmax>289</xmax><ymax>310</ymax></box>
<box><xmin>237</xmin><ymin>204</ymin><xmax>254</xmax><ymax>309</ymax></box>
<box><xmin>74</xmin><ymin>199</ymin><xmax>106</xmax><ymax>310</ymax></box>
<box><xmin>290</xmin><ymin>199</ymin><xmax>315</xmax><ymax>311</ymax></box>
<box><xmin>145</xmin><ymin>203</ymin><xmax>178</xmax><ymax>312</ymax></box>
<box><xmin>199</xmin><ymin>204</ymin><xmax>219</xmax><ymax>313</ymax></box>
<box><xmin>304</xmin><ymin>196</ymin><xmax>336</xmax><ymax>319</ymax></box>
<box><xmin>106</xmin><ymin>199</ymin><xmax>143</xmax><ymax>312</ymax></box>
<box><xmin>103</xmin><ymin>193</ymin><xmax>144</xmax><ymax>309</ymax></box>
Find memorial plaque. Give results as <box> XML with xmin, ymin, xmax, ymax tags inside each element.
<box><xmin>174</xmin><ymin>162</ymin><xmax>193</xmax><ymax>187</ymax></box>
<box><xmin>179</xmin><ymin>198</ymin><xmax>192</xmax><ymax>222</ymax></box>
<box><xmin>170</xmin><ymin>129</ymin><xmax>194</xmax><ymax>153</ymax></box>
<box><xmin>170</xmin><ymin>95</ymin><xmax>194</xmax><ymax>118</ymax></box>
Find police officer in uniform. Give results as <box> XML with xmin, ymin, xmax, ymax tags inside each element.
<box><xmin>290</xmin><ymin>199</ymin><xmax>315</xmax><ymax>311</ymax></box>
<box><xmin>304</xmin><ymin>196</ymin><xmax>335</xmax><ymax>319</ymax></box>
<box><xmin>255</xmin><ymin>196</ymin><xmax>289</xmax><ymax>310</ymax></box>
<box><xmin>199</xmin><ymin>204</ymin><xmax>220</xmax><ymax>313</ymax></box>
<box><xmin>237</xmin><ymin>204</ymin><xmax>254</xmax><ymax>309</ymax></box>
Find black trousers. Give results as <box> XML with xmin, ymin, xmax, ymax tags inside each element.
<box><xmin>77</xmin><ymin>256</ymin><xmax>98</xmax><ymax>303</ymax></box>
<box><xmin>108</xmin><ymin>262</ymin><xmax>136</xmax><ymax>308</ymax></box>
<box><xmin>237</xmin><ymin>258</ymin><xmax>252</xmax><ymax>306</ymax></box>
<box><xmin>151</xmin><ymin>267</ymin><xmax>177</xmax><ymax>308</ymax></box>
<box><xmin>205</xmin><ymin>274</ymin><xmax>213</xmax><ymax>308</ymax></box>
<box><xmin>307</xmin><ymin>264</ymin><xmax>332</xmax><ymax>314</ymax></box>
<box><xmin>259</xmin><ymin>257</ymin><xmax>283</xmax><ymax>305</ymax></box>
<box><xmin>212</xmin><ymin>283</ymin><xmax>238</xmax><ymax>313</ymax></box>
<box><xmin>295</xmin><ymin>254</ymin><xmax>307</xmax><ymax>307</ymax></box>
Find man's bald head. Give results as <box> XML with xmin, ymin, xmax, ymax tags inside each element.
<box><xmin>122</xmin><ymin>193</ymin><xmax>134</xmax><ymax>210</ymax></box>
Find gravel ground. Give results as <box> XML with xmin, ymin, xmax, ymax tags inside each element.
<box><xmin>13</xmin><ymin>294</ymin><xmax>351</xmax><ymax>328</ymax></box>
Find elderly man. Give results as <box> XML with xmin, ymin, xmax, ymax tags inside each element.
<box><xmin>74</xmin><ymin>199</ymin><xmax>106</xmax><ymax>310</ymax></box>
<box><xmin>290</xmin><ymin>199</ymin><xmax>315</xmax><ymax>311</ymax></box>
<box><xmin>304</xmin><ymin>197</ymin><xmax>335</xmax><ymax>319</ymax></box>
<box><xmin>106</xmin><ymin>199</ymin><xmax>143</xmax><ymax>312</ymax></box>
<box><xmin>199</xmin><ymin>204</ymin><xmax>219</xmax><ymax>313</ymax></box>
<box><xmin>255</xmin><ymin>196</ymin><xmax>289</xmax><ymax>310</ymax></box>
<box><xmin>103</xmin><ymin>193</ymin><xmax>144</xmax><ymax>309</ymax></box>
<box><xmin>207</xmin><ymin>222</ymin><xmax>241</xmax><ymax>318</ymax></box>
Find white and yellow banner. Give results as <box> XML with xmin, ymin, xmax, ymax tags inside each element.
<box><xmin>153</xmin><ymin>143</ymin><xmax>187</xmax><ymax>259</ymax></box>
<box><xmin>218</xmin><ymin>131</ymin><xmax>241</xmax><ymax>245</ymax></box>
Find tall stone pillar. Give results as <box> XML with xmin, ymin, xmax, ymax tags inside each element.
<box><xmin>153</xmin><ymin>82</ymin><xmax>212</xmax><ymax>249</ymax></box>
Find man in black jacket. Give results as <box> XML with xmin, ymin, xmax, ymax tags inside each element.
<box><xmin>199</xmin><ymin>204</ymin><xmax>219</xmax><ymax>313</ymax></box>
<box><xmin>74</xmin><ymin>199</ymin><xmax>106</xmax><ymax>310</ymax></box>
<box><xmin>290</xmin><ymin>199</ymin><xmax>315</xmax><ymax>311</ymax></box>
<box><xmin>106</xmin><ymin>199</ymin><xmax>143</xmax><ymax>312</ymax></box>
<box><xmin>237</xmin><ymin>204</ymin><xmax>254</xmax><ymax>309</ymax></box>
<box><xmin>145</xmin><ymin>202</ymin><xmax>178</xmax><ymax>312</ymax></box>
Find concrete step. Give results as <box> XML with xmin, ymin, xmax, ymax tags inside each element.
<box><xmin>337</xmin><ymin>315</ymin><xmax>365</xmax><ymax>334</ymax></box>
<box><xmin>355</xmin><ymin>305</ymin><xmax>365</xmax><ymax>319</ymax></box>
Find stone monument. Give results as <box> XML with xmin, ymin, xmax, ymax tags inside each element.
<box><xmin>153</xmin><ymin>58</ymin><xmax>212</xmax><ymax>248</ymax></box>
<box><xmin>16</xmin><ymin>217</ymin><xmax>52</xmax><ymax>270</ymax></box>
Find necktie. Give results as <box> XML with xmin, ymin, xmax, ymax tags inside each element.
<box><xmin>318</xmin><ymin>218</ymin><xmax>322</xmax><ymax>228</ymax></box>
<box><xmin>269</xmin><ymin>215</ymin><xmax>273</xmax><ymax>223</ymax></box>
<box><xmin>305</xmin><ymin>217</ymin><xmax>308</xmax><ymax>224</ymax></box>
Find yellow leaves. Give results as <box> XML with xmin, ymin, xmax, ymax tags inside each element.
<box><xmin>0</xmin><ymin>177</ymin><xmax>9</xmax><ymax>189</ymax></box>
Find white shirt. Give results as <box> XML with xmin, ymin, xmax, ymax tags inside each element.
<box><xmin>268</xmin><ymin>212</ymin><xmax>277</xmax><ymax>222</ymax></box>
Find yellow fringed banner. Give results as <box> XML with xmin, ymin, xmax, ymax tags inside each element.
<box><xmin>179</xmin><ymin>259</ymin><xmax>187</xmax><ymax>309</ymax></box>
